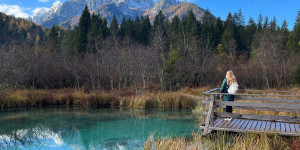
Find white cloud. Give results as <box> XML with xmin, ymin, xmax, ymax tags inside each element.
<box><xmin>38</xmin><ymin>0</ymin><xmax>50</xmax><ymax>2</ymax></box>
<box><xmin>0</xmin><ymin>4</ymin><xmax>29</xmax><ymax>18</ymax></box>
<box><xmin>32</xmin><ymin>7</ymin><xmax>49</xmax><ymax>14</ymax></box>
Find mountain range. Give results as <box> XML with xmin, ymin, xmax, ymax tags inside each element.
<box><xmin>31</xmin><ymin>0</ymin><xmax>206</xmax><ymax>28</ymax></box>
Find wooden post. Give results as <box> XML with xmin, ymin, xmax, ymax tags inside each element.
<box><xmin>202</xmin><ymin>94</ymin><xmax>206</xmax><ymax>125</ymax></box>
<box><xmin>203</xmin><ymin>94</ymin><xmax>215</xmax><ymax>136</ymax></box>
<box><xmin>209</xmin><ymin>95</ymin><xmax>215</xmax><ymax>127</ymax></box>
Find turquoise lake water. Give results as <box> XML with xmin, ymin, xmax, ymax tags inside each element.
<box><xmin>0</xmin><ymin>107</ymin><xmax>198</xmax><ymax>150</ymax></box>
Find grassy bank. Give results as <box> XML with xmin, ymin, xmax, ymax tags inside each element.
<box><xmin>0</xmin><ymin>87</ymin><xmax>211</xmax><ymax>110</ymax></box>
<box><xmin>144</xmin><ymin>131</ymin><xmax>300</xmax><ymax>150</ymax></box>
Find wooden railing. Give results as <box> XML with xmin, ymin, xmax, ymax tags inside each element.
<box><xmin>201</xmin><ymin>88</ymin><xmax>300</xmax><ymax>136</ymax></box>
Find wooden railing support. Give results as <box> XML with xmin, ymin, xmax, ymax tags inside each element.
<box><xmin>203</xmin><ymin>94</ymin><xmax>215</xmax><ymax>136</ymax></box>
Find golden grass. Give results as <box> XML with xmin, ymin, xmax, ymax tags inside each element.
<box><xmin>144</xmin><ymin>131</ymin><xmax>300</xmax><ymax>150</ymax></box>
<box><xmin>0</xmin><ymin>87</ymin><xmax>204</xmax><ymax>110</ymax></box>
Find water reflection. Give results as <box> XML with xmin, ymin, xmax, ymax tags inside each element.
<box><xmin>0</xmin><ymin>107</ymin><xmax>197</xmax><ymax>150</ymax></box>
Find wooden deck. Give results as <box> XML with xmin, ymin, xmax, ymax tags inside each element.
<box><xmin>201</xmin><ymin>88</ymin><xmax>300</xmax><ymax>136</ymax></box>
<box><xmin>200</xmin><ymin>118</ymin><xmax>300</xmax><ymax>136</ymax></box>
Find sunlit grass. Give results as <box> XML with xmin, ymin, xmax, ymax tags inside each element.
<box><xmin>0</xmin><ymin>87</ymin><xmax>205</xmax><ymax>109</ymax></box>
<box><xmin>144</xmin><ymin>131</ymin><xmax>300</xmax><ymax>150</ymax></box>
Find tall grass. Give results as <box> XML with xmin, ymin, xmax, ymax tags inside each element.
<box><xmin>0</xmin><ymin>88</ymin><xmax>204</xmax><ymax>110</ymax></box>
<box><xmin>144</xmin><ymin>131</ymin><xmax>300</xmax><ymax>150</ymax></box>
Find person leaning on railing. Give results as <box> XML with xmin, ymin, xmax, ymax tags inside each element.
<box><xmin>220</xmin><ymin>70</ymin><xmax>238</xmax><ymax>121</ymax></box>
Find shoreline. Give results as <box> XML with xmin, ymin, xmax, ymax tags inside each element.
<box><xmin>0</xmin><ymin>87</ymin><xmax>210</xmax><ymax>110</ymax></box>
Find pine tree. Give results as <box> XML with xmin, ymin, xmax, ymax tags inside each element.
<box><xmin>125</xmin><ymin>18</ymin><xmax>135</xmax><ymax>39</ymax></box>
<box><xmin>221</xmin><ymin>12</ymin><xmax>237</xmax><ymax>56</ymax></box>
<box><xmin>270</xmin><ymin>16</ymin><xmax>277</xmax><ymax>32</ymax></box>
<box><xmin>234</xmin><ymin>9</ymin><xmax>246</xmax><ymax>55</ymax></box>
<box><xmin>213</xmin><ymin>17</ymin><xmax>224</xmax><ymax>48</ymax></box>
<box><xmin>185</xmin><ymin>10</ymin><xmax>200</xmax><ymax>38</ymax></box>
<box><xmin>257</xmin><ymin>14</ymin><xmax>263</xmax><ymax>32</ymax></box>
<box><xmin>100</xmin><ymin>18</ymin><xmax>109</xmax><ymax>38</ymax></box>
<box><xmin>286</xmin><ymin>11</ymin><xmax>300</xmax><ymax>54</ymax></box>
<box><xmin>244</xmin><ymin>17</ymin><xmax>257</xmax><ymax>56</ymax></box>
<box><xmin>201</xmin><ymin>10</ymin><xmax>215</xmax><ymax>43</ymax></box>
<box><xmin>140</xmin><ymin>15</ymin><xmax>151</xmax><ymax>45</ymax></box>
<box><xmin>133</xmin><ymin>16</ymin><xmax>141</xmax><ymax>42</ymax></box>
<box><xmin>76</xmin><ymin>5</ymin><xmax>91</xmax><ymax>54</ymax></box>
<box><xmin>49</xmin><ymin>24</ymin><xmax>59</xmax><ymax>52</ymax></box>
<box><xmin>109</xmin><ymin>15</ymin><xmax>118</xmax><ymax>37</ymax></box>
<box><xmin>153</xmin><ymin>10</ymin><xmax>166</xmax><ymax>35</ymax></box>
<box><xmin>263</xmin><ymin>16</ymin><xmax>269</xmax><ymax>29</ymax></box>
<box><xmin>280</xmin><ymin>20</ymin><xmax>289</xmax><ymax>47</ymax></box>
<box><xmin>119</xmin><ymin>16</ymin><xmax>127</xmax><ymax>38</ymax></box>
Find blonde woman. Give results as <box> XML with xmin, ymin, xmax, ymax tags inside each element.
<box><xmin>220</xmin><ymin>70</ymin><xmax>238</xmax><ymax>121</ymax></box>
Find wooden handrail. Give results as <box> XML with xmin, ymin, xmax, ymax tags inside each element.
<box><xmin>206</xmin><ymin>92</ymin><xmax>300</xmax><ymax>97</ymax></box>
<box><xmin>238</xmin><ymin>89</ymin><xmax>300</xmax><ymax>94</ymax></box>
<box><xmin>202</xmin><ymin>88</ymin><xmax>219</xmax><ymax>94</ymax></box>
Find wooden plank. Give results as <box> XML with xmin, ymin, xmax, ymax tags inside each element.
<box><xmin>276</xmin><ymin>122</ymin><xmax>281</xmax><ymax>132</ymax></box>
<box><xmin>235</xmin><ymin>120</ymin><xmax>246</xmax><ymax>130</ymax></box>
<box><xmin>207</xmin><ymin>126</ymin><xmax>300</xmax><ymax>136</ymax></box>
<box><xmin>202</xmin><ymin>100</ymin><xmax>210</xmax><ymax>105</ymax></box>
<box><xmin>207</xmin><ymin>92</ymin><xmax>300</xmax><ymax>98</ymax></box>
<box><xmin>236</xmin><ymin>96</ymin><xmax>300</xmax><ymax>103</ymax></box>
<box><xmin>203</xmin><ymin>95</ymin><xmax>215</xmax><ymax>136</ymax></box>
<box><xmin>203</xmin><ymin>88</ymin><xmax>219</xmax><ymax>94</ymax></box>
<box><xmin>290</xmin><ymin>124</ymin><xmax>296</xmax><ymax>133</ymax></box>
<box><xmin>260</xmin><ymin>121</ymin><xmax>267</xmax><ymax>131</ymax></box>
<box><xmin>214</xmin><ymin>119</ymin><xmax>225</xmax><ymax>127</ymax></box>
<box><xmin>238</xmin><ymin>89</ymin><xmax>300</xmax><ymax>94</ymax></box>
<box><xmin>255</xmin><ymin>121</ymin><xmax>263</xmax><ymax>131</ymax></box>
<box><xmin>231</xmin><ymin>119</ymin><xmax>242</xmax><ymax>129</ymax></box>
<box><xmin>214</xmin><ymin>118</ymin><xmax>222</xmax><ymax>125</ymax></box>
<box><xmin>215</xmin><ymin>119</ymin><xmax>226</xmax><ymax>128</ymax></box>
<box><xmin>265</xmin><ymin>121</ymin><xmax>271</xmax><ymax>131</ymax></box>
<box><xmin>250</xmin><ymin>121</ymin><xmax>258</xmax><ymax>130</ymax></box>
<box><xmin>227</xmin><ymin>119</ymin><xmax>238</xmax><ymax>128</ymax></box>
<box><xmin>215</xmin><ymin>112</ymin><xmax>300</xmax><ymax>122</ymax></box>
<box><xmin>285</xmin><ymin>123</ymin><xmax>291</xmax><ymax>134</ymax></box>
<box><xmin>281</xmin><ymin>123</ymin><xmax>286</xmax><ymax>133</ymax></box>
<box><xmin>295</xmin><ymin>124</ymin><xmax>300</xmax><ymax>133</ymax></box>
<box><xmin>215</xmin><ymin>119</ymin><xmax>228</xmax><ymax>128</ymax></box>
<box><xmin>240</xmin><ymin>120</ymin><xmax>250</xmax><ymax>130</ymax></box>
<box><xmin>215</xmin><ymin>101</ymin><xmax>300</xmax><ymax>111</ymax></box>
<box><xmin>230</xmin><ymin>106</ymin><xmax>300</xmax><ymax>114</ymax></box>
<box><xmin>202</xmin><ymin>95</ymin><xmax>206</xmax><ymax>124</ymax></box>
<box><xmin>220</xmin><ymin>120</ymin><xmax>232</xmax><ymax>128</ymax></box>
<box><xmin>271</xmin><ymin>122</ymin><xmax>276</xmax><ymax>132</ymax></box>
<box><xmin>245</xmin><ymin>120</ymin><xmax>254</xmax><ymax>130</ymax></box>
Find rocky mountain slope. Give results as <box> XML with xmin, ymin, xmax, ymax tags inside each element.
<box><xmin>32</xmin><ymin>0</ymin><xmax>206</xmax><ymax>28</ymax></box>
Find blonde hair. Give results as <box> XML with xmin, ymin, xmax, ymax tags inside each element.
<box><xmin>226</xmin><ymin>70</ymin><xmax>237</xmax><ymax>86</ymax></box>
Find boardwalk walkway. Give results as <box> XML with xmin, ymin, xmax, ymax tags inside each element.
<box><xmin>200</xmin><ymin>118</ymin><xmax>300</xmax><ymax>136</ymax></box>
<box><xmin>201</xmin><ymin>88</ymin><xmax>300</xmax><ymax>136</ymax></box>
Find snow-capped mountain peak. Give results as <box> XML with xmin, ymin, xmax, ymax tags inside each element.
<box><xmin>49</xmin><ymin>1</ymin><xmax>63</xmax><ymax>14</ymax></box>
<box><xmin>31</xmin><ymin>1</ymin><xmax>62</xmax><ymax>25</ymax></box>
<box><xmin>31</xmin><ymin>0</ymin><xmax>205</xmax><ymax>28</ymax></box>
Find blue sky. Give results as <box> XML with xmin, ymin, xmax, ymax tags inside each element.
<box><xmin>0</xmin><ymin>0</ymin><xmax>299</xmax><ymax>30</ymax></box>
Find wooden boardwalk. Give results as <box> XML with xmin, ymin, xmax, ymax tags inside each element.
<box><xmin>200</xmin><ymin>118</ymin><xmax>300</xmax><ymax>136</ymax></box>
<box><xmin>201</xmin><ymin>88</ymin><xmax>300</xmax><ymax>136</ymax></box>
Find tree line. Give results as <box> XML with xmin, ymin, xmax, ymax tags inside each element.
<box><xmin>0</xmin><ymin>6</ymin><xmax>300</xmax><ymax>92</ymax></box>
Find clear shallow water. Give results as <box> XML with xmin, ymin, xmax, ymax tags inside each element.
<box><xmin>0</xmin><ymin>107</ymin><xmax>198</xmax><ymax>150</ymax></box>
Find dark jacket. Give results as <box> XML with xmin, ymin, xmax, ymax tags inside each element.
<box><xmin>220</xmin><ymin>78</ymin><xmax>235</xmax><ymax>101</ymax></box>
